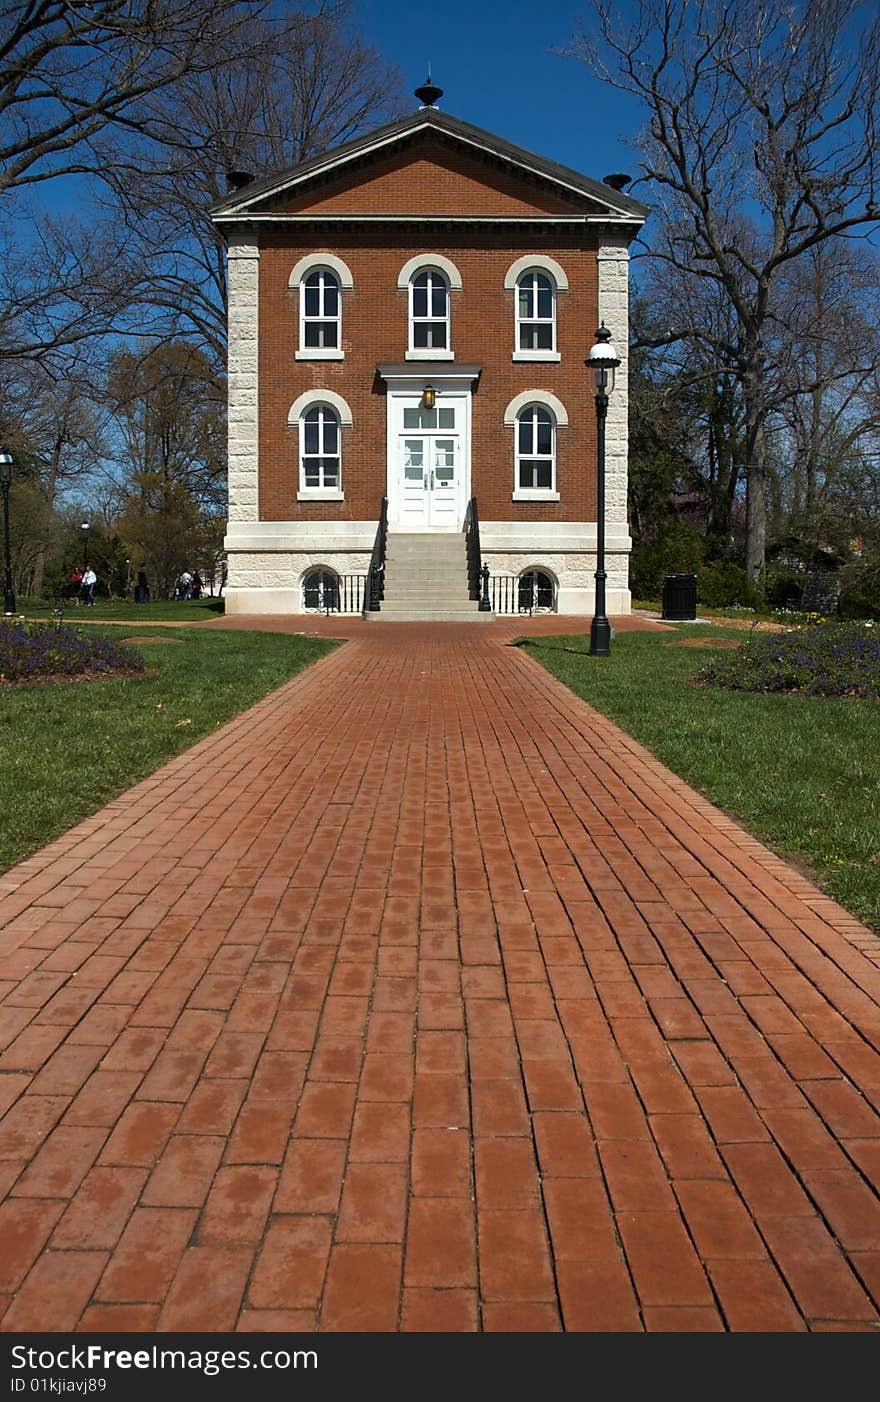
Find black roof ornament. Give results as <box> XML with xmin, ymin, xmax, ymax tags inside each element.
<box><xmin>415</xmin><ymin>68</ymin><xmax>443</xmax><ymax>107</ymax></box>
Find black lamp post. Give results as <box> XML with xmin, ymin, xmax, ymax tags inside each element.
<box><xmin>0</xmin><ymin>452</ymin><xmax>14</xmax><ymax>616</ymax></box>
<box><xmin>586</xmin><ymin>323</ymin><xmax>621</xmax><ymax>656</ymax></box>
<box><xmin>81</xmin><ymin>520</ymin><xmax>89</xmax><ymax>570</ymax></box>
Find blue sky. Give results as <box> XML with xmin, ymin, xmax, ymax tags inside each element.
<box><xmin>358</xmin><ymin>0</ymin><xmax>647</xmax><ymax>185</ymax></box>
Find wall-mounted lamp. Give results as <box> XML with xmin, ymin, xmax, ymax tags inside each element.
<box><xmin>422</xmin><ymin>384</ymin><xmax>436</xmax><ymax>410</ymax></box>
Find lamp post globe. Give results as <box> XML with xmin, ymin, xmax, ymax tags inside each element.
<box><xmin>586</xmin><ymin>324</ymin><xmax>621</xmax><ymax>657</ymax></box>
<box><xmin>0</xmin><ymin>452</ymin><xmax>14</xmax><ymax>616</ymax></box>
<box><xmin>81</xmin><ymin>521</ymin><xmax>89</xmax><ymax>571</ymax></box>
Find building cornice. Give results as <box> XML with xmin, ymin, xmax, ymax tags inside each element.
<box><xmin>212</xmin><ymin>212</ymin><xmax>643</xmax><ymax>227</ymax></box>
<box><xmin>210</xmin><ymin>108</ymin><xmax>649</xmax><ymax>225</ymax></box>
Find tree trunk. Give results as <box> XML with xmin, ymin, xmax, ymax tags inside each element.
<box><xmin>743</xmin><ymin>353</ymin><xmax>767</xmax><ymax>581</ymax></box>
<box><xmin>31</xmin><ymin>447</ymin><xmax>61</xmax><ymax>598</ymax></box>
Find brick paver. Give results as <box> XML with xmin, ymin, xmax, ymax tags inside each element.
<box><xmin>1</xmin><ymin>619</ymin><xmax>879</xmax><ymax>1332</ymax></box>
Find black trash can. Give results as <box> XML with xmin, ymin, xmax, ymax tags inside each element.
<box><xmin>662</xmin><ymin>573</ymin><xmax>697</xmax><ymax>620</ymax></box>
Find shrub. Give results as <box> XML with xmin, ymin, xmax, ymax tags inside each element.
<box><xmin>698</xmin><ymin>621</ymin><xmax>880</xmax><ymax>698</ymax></box>
<box><xmin>838</xmin><ymin>589</ymin><xmax>880</xmax><ymax>622</ymax></box>
<box><xmin>762</xmin><ymin>565</ymin><xmax>804</xmax><ymax>610</ymax></box>
<box><xmin>697</xmin><ymin>560</ymin><xmax>762</xmax><ymax>609</ymax></box>
<box><xmin>630</xmin><ymin>520</ymin><xmax>706</xmax><ymax>598</ymax></box>
<box><xmin>0</xmin><ymin>621</ymin><xmax>145</xmax><ymax>684</ymax></box>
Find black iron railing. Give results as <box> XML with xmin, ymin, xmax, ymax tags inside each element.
<box><xmin>338</xmin><ymin>574</ymin><xmax>367</xmax><ymax>614</ymax></box>
<box><xmin>303</xmin><ymin>573</ymin><xmax>367</xmax><ymax>614</ymax></box>
<box><xmin>365</xmin><ymin>497</ymin><xmax>388</xmax><ymax>613</ymax></box>
<box><xmin>464</xmin><ymin>497</ymin><xmax>492</xmax><ymax>611</ymax></box>
<box><xmin>490</xmin><ymin>573</ymin><xmax>557</xmax><ymax>615</ymax></box>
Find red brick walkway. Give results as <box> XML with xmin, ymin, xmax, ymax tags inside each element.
<box><xmin>1</xmin><ymin>623</ymin><xmax>879</xmax><ymax>1333</ymax></box>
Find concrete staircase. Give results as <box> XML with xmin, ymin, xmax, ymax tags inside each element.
<box><xmin>367</xmin><ymin>531</ymin><xmax>494</xmax><ymax>621</ymax></box>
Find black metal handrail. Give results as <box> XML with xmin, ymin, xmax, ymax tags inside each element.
<box><xmin>365</xmin><ymin>496</ymin><xmax>388</xmax><ymax>613</ymax></box>
<box><xmin>464</xmin><ymin>496</ymin><xmax>481</xmax><ymax>602</ymax></box>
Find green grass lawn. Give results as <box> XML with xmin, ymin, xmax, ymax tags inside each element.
<box><xmin>522</xmin><ymin>624</ymin><xmax>880</xmax><ymax>932</ymax></box>
<box><xmin>19</xmin><ymin>596</ymin><xmax>225</xmax><ymax>624</ymax></box>
<box><xmin>0</xmin><ymin>623</ymin><xmax>336</xmax><ymax>873</ymax></box>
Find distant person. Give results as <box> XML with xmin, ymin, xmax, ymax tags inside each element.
<box><xmin>134</xmin><ymin>569</ymin><xmax>150</xmax><ymax>604</ymax></box>
<box><xmin>81</xmin><ymin>565</ymin><xmax>97</xmax><ymax>606</ymax></box>
<box><xmin>190</xmin><ymin>571</ymin><xmax>203</xmax><ymax>600</ymax></box>
<box><xmin>70</xmin><ymin>567</ymin><xmax>83</xmax><ymax>602</ymax></box>
<box><xmin>177</xmin><ymin>569</ymin><xmax>193</xmax><ymax>600</ymax></box>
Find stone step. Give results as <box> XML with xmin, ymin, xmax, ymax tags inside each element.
<box><xmin>385</xmin><ymin>553</ymin><xmax>467</xmax><ymax>565</ymax></box>
<box><xmin>385</xmin><ymin>589</ymin><xmax>473</xmax><ymax>597</ymax></box>
<box><xmin>377</xmin><ymin>530</ymin><xmax>485</xmax><ymax>620</ymax></box>
<box><xmin>367</xmin><ymin>610</ymin><xmax>495</xmax><ymax>622</ymax></box>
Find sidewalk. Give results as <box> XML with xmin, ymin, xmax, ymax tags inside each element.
<box><xmin>0</xmin><ymin>622</ymin><xmax>878</xmax><ymax>1332</ymax></box>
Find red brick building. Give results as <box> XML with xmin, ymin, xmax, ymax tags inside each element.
<box><xmin>210</xmin><ymin>86</ymin><xmax>647</xmax><ymax>616</ymax></box>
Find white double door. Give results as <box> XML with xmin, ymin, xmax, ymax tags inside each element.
<box><xmin>391</xmin><ymin>395</ymin><xmax>467</xmax><ymax>529</ymax></box>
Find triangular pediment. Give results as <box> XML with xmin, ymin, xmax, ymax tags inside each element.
<box><xmin>211</xmin><ymin>108</ymin><xmax>647</xmax><ymax>225</ymax></box>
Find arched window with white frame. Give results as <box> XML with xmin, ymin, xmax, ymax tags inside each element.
<box><xmin>302</xmin><ymin>567</ymin><xmax>340</xmax><ymax>613</ymax></box>
<box><xmin>301</xmin><ymin>267</ymin><xmax>340</xmax><ymax>351</ymax></box>
<box><xmin>504</xmin><ymin>256</ymin><xmax>567</xmax><ymax>362</ymax></box>
<box><xmin>409</xmin><ymin>267</ymin><xmax>450</xmax><ymax>351</ymax></box>
<box><xmin>518</xmin><ymin>568</ymin><xmax>557</xmax><ymax>613</ymax></box>
<box><xmin>516</xmin><ymin>404</ymin><xmax>556</xmax><ymax>494</ymax></box>
<box><xmin>291</xmin><ymin>255</ymin><xmax>352</xmax><ymax>361</ymax></box>
<box><xmin>299</xmin><ymin>403</ymin><xmax>341</xmax><ymax>494</ymax></box>
<box><xmin>516</xmin><ymin>270</ymin><xmax>556</xmax><ymax>353</ymax></box>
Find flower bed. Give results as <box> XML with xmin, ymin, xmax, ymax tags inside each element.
<box><xmin>0</xmin><ymin>620</ymin><xmax>146</xmax><ymax>684</ymax></box>
<box><xmin>698</xmin><ymin>621</ymin><xmax>879</xmax><ymax>698</ymax></box>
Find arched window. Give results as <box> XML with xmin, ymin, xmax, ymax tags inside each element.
<box><xmin>301</xmin><ymin>267</ymin><xmax>340</xmax><ymax>351</ymax></box>
<box><xmin>516</xmin><ymin>270</ymin><xmax>556</xmax><ymax>353</ymax></box>
<box><xmin>410</xmin><ymin>268</ymin><xmax>449</xmax><ymax>351</ymax></box>
<box><xmin>302</xmin><ymin>568</ymin><xmax>340</xmax><ymax>613</ymax></box>
<box><xmin>518</xmin><ymin>569</ymin><xmax>556</xmax><ymax>614</ymax></box>
<box><xmin>300</xmin><ymin>404</ymin><xmax>341</xmax><ymax>493</ymax></box>
<box><xmin>515</xmin><ymin>405</ymin><xmax>555</xmax><ymax>493</ymax></box>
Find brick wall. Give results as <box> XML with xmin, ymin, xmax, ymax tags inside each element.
<box><xmin>273</xmin><ymin>139</ymin><xmax>580</xmax><ymax>216</ymax></box>
<box><xmin>258</xmin><ymin>231</ymin><xmax>601</xmax><ymax>525</ymax></box>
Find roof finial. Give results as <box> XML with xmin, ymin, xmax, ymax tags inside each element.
<box><xmin>414</xmin><ymin>69</ymin><xmax>443</xmax><ymax>108</ymax></box>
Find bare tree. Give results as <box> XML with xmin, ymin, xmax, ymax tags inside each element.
<box><xmin>572</xmin><ymin>0</ymin><xmax>880</xmax><ymax>576</ymax></box>
<box><xmin>0</xmin><ymin>355</ymin><xmax>108</xmax><ymax>594</ymax></box>
<box><xmin>770</xmin><ymin>241</ymin><xmax>880</xmax><ymax>547</ymax></box>
<box><xmin>104</xmin><ymin>340</ymin><xmax>227</xmax><ymax>594</ymax></box>
<box><xmin>0</xmin><ymin>0</ymin><xmax>276</xmax><ymax>196</ymax></box>
<box><xmin>94</xmin><ymin>1</ymin><xmax>404</xmax><ymax>366</ymax></box>
<box><xmin>0</xmin><ymin>208</ymin><xmax>164</xmax><ymax>372</ymax></box>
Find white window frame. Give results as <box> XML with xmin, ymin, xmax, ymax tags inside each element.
<box><xmin>504</xmin><ymin>391</ymin><xmax>566</xmax><ymax>500</ymax></box>
<box><xmin>515</xmin><ymin>270</ymin><xmax>558</xmax><ymax>360</ymax></box>
<box><xmin>408</xmin><ymin>267</ymin><xmax>451</xmax><ymax>357</ymax></box>
<box><xmin>299</xmin><ymin>267</ymin><xmax>341</xmax><ymax>357</ymax></box>
<box><xmin>513</xmin><ymin>405</ymin><xmax>558</xmax><ymax>501</ymax></box>
<box><xmin>298</xmin><ymin>403</ymin><xmax>342</xmax><ymax>498</ymax></box>
<box><xmin>289</xmin><ymin>390</ymin><xmax>352</xmax><ymax>501</ymax></box>
<box><xmin>290</xmin><ymin>254</ymin><xmax>353</xmax><ymax>361</ymax></box>
<box><xmin>399</xmin><ymin>254</ymin><xmax>460</xmax><ymax>361</ymax></box>
<box><xmin>504</xmin><ymin>256</ymin><xmax>567</xmax><ymax>363</ymax></box>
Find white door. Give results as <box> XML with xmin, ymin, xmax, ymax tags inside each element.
<box><xmin>428</xmin><ymin>436</ymin><xmax>457</xmax><ymax>526</ymax></box>
<box><xmin>401</xmin><ymin>436</ymin><xmax>429</xmax><ymax>526</ymax></box>
<box><xmin>397</xmin><ymin>403</ymin><xmax>461</xmax><ymax>529</ymax></box>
